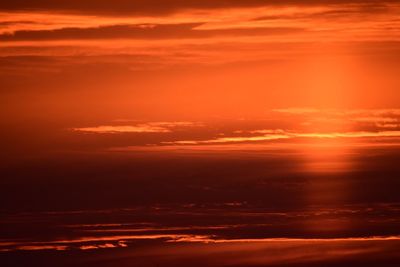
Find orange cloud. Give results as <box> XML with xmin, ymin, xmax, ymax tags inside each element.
<box><xmin>164</xmin><ymin>130</ymin><xmax>400</xmax><ymax>145</ymax></box>
<box><xmin>3</xmin><ymin>234</ymin><xmax>400</xmax><ymax>252</ymax></box>
<box><xmin>73</xmin><ymin>125</ymin><xmax>171</xmax><ymax>133</ymax></box>
<box><xmin>72</xmin><ymin>121</ymin><xmax>201</xmax><ymax>133</ymax></box>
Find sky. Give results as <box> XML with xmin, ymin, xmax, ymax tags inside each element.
<box><xmin>1</xmin><ymin>1</ymin><xmax>400</xmax><ymax>266</ymax></box>
<box><xmin>1</xmin><ymin>0</ymin><xmax>400</xmax><ymax>121</ymax></box>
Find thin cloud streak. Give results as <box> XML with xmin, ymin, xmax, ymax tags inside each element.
<box><xmin>165</xmin><ymin>130</ymin><xmax>400</xmax><ymax>145</ymax></box>
<box><xmin>73</xmin><ymin>125</ymin><xmax>171</xmax><ymax>133</ymax></box>
<box><xmin>72</xmin><ymin>122</ymin><xmax>201</xmax><ymax>134</ymax></box>
<box><xmin>2</xmin><ymin>235</ymin><xmax>400</xmax><ymax>252</ymax></box>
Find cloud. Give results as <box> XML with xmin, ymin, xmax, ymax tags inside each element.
<box><xmin>158</xmin><ymin>109</ymin><xmax>400</xmax><ymax>146</ymax></box>
<box><xmin>273</xmin><ymin>108</ymin><xmax>400</xmax><ymax>130</ymax></box>
<box><xmin>178</xmin><ymin>235</ymin><xmax>400</xmax><ymax>243</ymax></box>
<box><xmin>3</xmin><ymin>234</ymin><xmax>400</xmax><ymax>252</ymax></box>
<box><xmin>67</xmin><ymin>109</ymin><xmax>400</xmax><ymax>151</ymax></box>
<box><xmin>1</xmin><ymin>1</ymin><xmax>398</xmax><ymax>42</ymax></box>
<box><xmin>273</xmin><ymin>108</ymin><xmax>400</xmax><ymax>116</ymax></box>
<box><xmin>0</xmin><ymin>23</ymin><xmax>201</xmax><ymax>41</ymax></box>
<box><xmin>165</xmin><ymin>130</ymin><xmax>400</xmax><ymax>145</ymax></box>
<box><xmin>73</xmin><ymin>125</ymin><xmax>171</xmax><ymax>134</ymax></box>
<box><xmin>0</xmin><ymin>23</ymin><xmax>305</xmax><ymax>41</ymax></box>
<box><xmin>5</xmin><ymin>245</ymin><xmax>68</xmax><ymax>251</ymax></box>
<box><xmin>72</xmin><ymin>121</ymin><xmax>201</xmax><ymax>134</ymax></box>
<box><xmin>168</xmin><ymin>133</ymin><xmax>291</xmax><ymax>145</ymax></box>
<box><xmin>0</xmin><ymin>0</ymin><xmax>398</xmax><ymax>15</ymax></box>
<box><xmin>0</xmin><ymin>234</ymin><xmax>214</xmax><ymax>251</ymax></box>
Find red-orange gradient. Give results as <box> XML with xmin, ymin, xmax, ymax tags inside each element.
<box><xmin>1</xmin><ymin>1</ymin><xmax>400</xmax><ymax>267</ymax></box>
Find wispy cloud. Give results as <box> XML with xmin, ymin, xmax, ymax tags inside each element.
<box><xmin>2</xmin><ymin>234</ymin><xmax>400</xmax><ymax>252</ymax></box>
<box><xmin>0</xmin><ymin>234</ymin><xmax>213</xmax><ymax>251</ymax></box>
<box><xmin>165</xmin><ymin>130</ymin><xmax>400</xmax><ymax>145</ymax></box>
<box><xmin>157</xmin><ymin>109</ymin><xmax>400</xmax><ymax>146</ymax></box>
<box><xmin>73</xmin><ymin>125</ymin><xmax>171</xmax><ymax>133</ymax></box>
<box><xmin>72</xmin><ymin>121</ymin><xmax>201</xmax><ymax>134</ymax></box>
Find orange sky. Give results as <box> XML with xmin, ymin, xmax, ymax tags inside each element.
<box><xmin>1</xmin><ymin>0</ymin><xmax>400</xmax><ymax>123</ymax></box>
<box><xmin>2</xmin><ymin>3</ymin><xmax>400</xmax><ymax>266</ymax></box>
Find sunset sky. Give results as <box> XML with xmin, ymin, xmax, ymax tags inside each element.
<box><xmin>1</xmin><ymin>1</ymin><xmax>400</xmax><ymax>267</ymax></box>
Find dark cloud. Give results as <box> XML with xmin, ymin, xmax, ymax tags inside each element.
<box><xmin>1</xmin><ymin>239</ymin><xmax>400</xmax><ymax>267</ymax></box>
<box><xmin>0</xmin><ymin>23</ymin><xmax>201</xmax><ymax>41</ymax></box>
<box><xmin>0</xmin><ymin>0</ymin><xmax>396</xmax><ymax>15</ymax></box>
<box><xmin>0</xmin><ymin>20</ymin><xmax>38</xmax><ymax>26</ymax></box>
<box><xmin>0</xmin><ymin>23</ymin><xmax>304</xmax><ymax>41</ymax></box>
